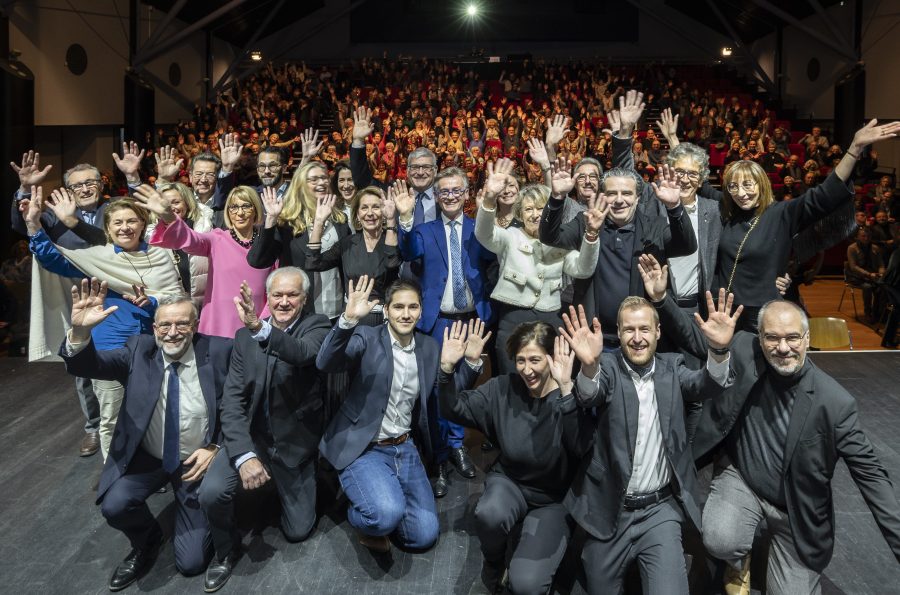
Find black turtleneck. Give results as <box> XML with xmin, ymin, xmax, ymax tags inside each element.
<box><xmin>727</xmin><ymin>360</ymin><xmax>811</xmax><ymax>509</ymax></box>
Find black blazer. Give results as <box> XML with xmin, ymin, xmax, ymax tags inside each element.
<box><xmin>564</xmin><ymin>350</ymin><xmax>728</xmax><ymax>540</ymax></box>
<box><xmin>304</xmin><ymin>232</ymin><xmax>400</xmax><ymax>303</ymax></box>
<box><xmin>220</xmin><ymin>313</ymin><xmax>332</xmax><ymax>468</ymax></box>
<box><xmin>655</xmin><ymin>295</ymin><xmax>900</xmax><ymax>571</ymax></box>
<box><xmin>59</xmin><ymin>334</ymin><xmax>233</xmax><ymax>503</ymax></box>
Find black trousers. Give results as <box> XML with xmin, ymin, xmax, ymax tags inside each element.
<box><xmin>474</xmin><ymin>472</ymin><xmax>573</xmax><ymax>595</ymax></box>
<box><xmin>100</xmin><ymin>448</ymin><xmax>212</xmax><ymax>576</ymax></box>
<box><xmin>199</xmin><ymin>442</ymin><xmax>317</xmax><ymax>559</ymax></box>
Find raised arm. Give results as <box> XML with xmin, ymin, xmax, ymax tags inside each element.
<box><xmin>112</xmin><ymin>141</ymin><xmax>145</xmax><ymax>187</ymax></box>
<box><xmin>475</xmin><ymin>158</ymin><xmax>517</xmax><ymax>252</ymax></box>
<box><xmin>539</xmin><ymin>157</ymin><xmax>583</xmax><ymax>249</ymax></box>
<box><xmin>315</xmin><ymin>275</ymin><xmax>378</xmax><ymax>373</ymax></box>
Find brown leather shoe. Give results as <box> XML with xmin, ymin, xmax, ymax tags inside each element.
<box><xmin>357</xmin><ymin>532</ymin><xmax>391</xmax><ymax>554</ymax></box>
<box><xmin>80</xmin><ymin>432</ymin><xmax>100</xmax><ymax>457</ymax></box>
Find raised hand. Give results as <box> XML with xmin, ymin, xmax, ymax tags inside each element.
<box><xmin>617</xmin><ymin>90</ymin><xmax>646</xmax><ymax>136</ymax></box>
<box><xmin>560</xmin><ymin>305</ymin><xmax>603</xmax><ymax>370</ymax></box>
<box><xmin>603</xmin><ymin>110</ymin><xmax>621</xmax><ymax>136</ymax></box>
<box><xmin>132</xmin><ymin>184</ymin><xmax>176</xmax><ymax>223</ymax></box>
<box><xmin>301</xmin><ymin>128</ymin><xmax>324</xmax><ymax>160</ymax></box>
<box><xmin>694</xmin><ymin>289</ymin><xmax>743</xmax><ymax>350</ymax></box>
<box><xmin>343</xmin><ymin>275</ymin><xmax>378</xmax><ymax>322</ymax></box>
<box><xmin>651</xmin><ymin>163</ymin><xmax>682</xmax><ymax>209</ymax></box>
<box><xmin>463</xmin><ymin>318</ymin><xmax>492</xmax><ymax>364</ymax></box>
<box><xmin>122</xmin><ymin>284</ymin><xmax>151</xmax><ymax>308</ymax></box>
<box><xmin>218</xmin><ymin>133</ymin><xmax>243</xmax><ymax>173</ymax></box>
<box><xmin>382</xmin><ymin>189</ymin><xmax>397</xmax><ymax>222</ymax></box>
<box><xmin>233</xmin><ymin>280</ymin><xmax>262</xmax><ymax>331</ymax></box>
<box><xmin>261</xmin><ymin>186</ymin><xmax>283</xmax><ymax>226</ymax></box>
<box><xmin>546</xmin><ymin>335</ymin><xmax>575</xmax><ymax>396</ymax></box>
<box><xmin>637</xmin><ymin>253</ymin><xmax>668</xmax><ymax>302</ymax></box>
<box><xmin>656</xmin><ymin>108</ymin><xmax>679</xmax><ymax>141</ymax></box>
<box><xmin>550</xmin><ymin>156</ymin><xmax>575</xmax><ymax>197</ymax></box>
<box><xmin>70</xmin><ymin>277</ymin><xmax>118</xmax><ymax>341</ymax></box>
<box><xmin>10</xmin><ymin>150</ymin><xmax>52</xmax><ymax>191</ymax></box>
<box><xmin>583</xmin><ymin>197</ymin><xmax>609</xmax><ymax>234</ymax></box>
<box><xmin>526</xmin><ymin>137</ymin><xmax>550</xmax><ymax>168</ymax></box>
<box><xmin>112</xmin><ymin>141</ymin><xmax>145</xmax><ymax>181</ymax></box>
<box><xmin>482</xmin><ymin>158</ymin><xmax>515</xmax><ymax>206</ymax></box>
<box><xmin>389</xmin><ymin>179</ymin><xmax>415</xmax><ymax>221</ymax></box>
<box><xmin>440</xmin><ymin>320</ymin><xmax>469</xmax><ymax>371</ymax></box>
<box><xmin>155</xmin><ymin>145</ymin><xmax>184</xmax><ymax>181</ymax></box>
<box><xmin>546</xmin><ymin>114</ymin><xmax>568</xmax><ymax>149</ymax></box>
<box><xmin>850</xmin><ymin>119</ymin><xmax>900</xmax><ymax>150</ymax></box>
<box><xmin>45</xmin><ymin>188</ymin><xmax>78</xmax><ymax>227</ymax></box>
<box><xmin>352</xmin><ymin>106</ymin><xmax>375</xmax><ymax>144</ymax></box>
<box><xmin>22</xmin><ymin>185</ymin><xmax>45</xmax><ymax>235</ymax></box>
<box><xmin>314</xmin><ymin>194</ymin><xmax>336</xmax><ymax>227</ymax></box>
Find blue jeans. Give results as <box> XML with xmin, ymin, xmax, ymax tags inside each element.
<box><xmin>430</xmin><ymin>316</ymin><xmax>468</xmax><ymax>461</ymax></box>
<box><xmin>338</xmin><ymin>439</ymin><xmax>439</xmax><ymax>550</ymax></box>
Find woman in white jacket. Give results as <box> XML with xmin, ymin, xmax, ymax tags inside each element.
<box><xmin>476</xmin><ymin>158</ymin><xmax>604</xmax><ymax>374</ymax></box>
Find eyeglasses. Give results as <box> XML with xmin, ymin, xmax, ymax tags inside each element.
<box><xmin>408</xmin><ymin>165</ymin><xmax>435</xmax><ymax>173</ymax></box>
<box><xmin>437</xmin><ymin>188</ymin><xmax>466</xmax><ymax>199</ymax></box>
<box><xmin>67</xmin><ymin>179</ymin><xmax>100</xmax><ymax>192</ymax></box>
<box><xmin>726</xmin><ymin>180</ymin><xmax>758</xmax><ymax>193</ymax></box>
<box><xmin>155</xmin><ymin>321</ymin><xmax>193</xmax><ymax>333</ymax></box>
<box><xmin>192</xmin><ymin>171</ymin><xmax>217</xmax><ymax>180</ymax></box>
<box><xmin>227</xmin><ymin>204</ymin><xmax>254</xmax><ymax>213</ymax></box>
<box><xmin>575</xmin><ymin>174</ymin><xmax>600</xmax><ymax>183</ymax></box>
<box><xmin>673</xmin><ymin>169</ymin><xmax>701</xmax><ymax>181</ymax></box>
<box><xmin>257</xmin><ymin>162</ymin><xmax>282</xmax><ymax>171</ymax></box>
<box><xmin>761</xmin><ymin>331</ymin><xmax>808</xmax><ymax>348</ymax></box>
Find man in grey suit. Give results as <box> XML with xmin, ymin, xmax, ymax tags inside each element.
<box><xmin>641</xmin><ymin>254</ymin><xmax>900</xmax><ymax>595</ymax></box>
<box><xmin>557</xmin><ymin>290</ymin><xmax>737</xmax><ymax>595</ymax></box>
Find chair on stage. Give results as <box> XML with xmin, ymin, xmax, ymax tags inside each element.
<box><xmin>809</xmin><ymin>317</ymin><xmax>853</xmax><ymax>350</ymax></box>
<box><xmin>838</xmin><ymin>261</ymin><xmax>861</xmax><ymax>320</ymax></box>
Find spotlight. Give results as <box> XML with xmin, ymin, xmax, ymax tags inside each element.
<box><xmin>250</xmin><ymin>50</ymin><xmax>263</xmax><ymax>61</ymax></box>
<box><xmin>467</xmin><ymin>4</ymin><xmax>478</xmax><ymax>17</ymax></box>
<box><xmin>721</xmin><ymin>47</ymin><xmax>733</xmax><ymax>57</ymax></box>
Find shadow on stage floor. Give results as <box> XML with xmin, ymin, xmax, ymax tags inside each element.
<box><xmin>1</xmin><ymin>353</ymin><xmax>898</xmax><ymax>594</ymax></box>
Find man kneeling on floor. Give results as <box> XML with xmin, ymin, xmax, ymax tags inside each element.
<box><xmin>316</xmin><ymin>275</ymin><xmax>483</xmax><ymax>553</ymax></box>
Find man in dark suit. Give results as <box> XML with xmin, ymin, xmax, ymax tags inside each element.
<box><xmin>316</xmin><ymin>276</ymin><xmax>483</xmax><ymax>554</ymax></box>
<box><xmin>395</xmin><ymin>166</ymin><xmax>495</xmax><ymax>494</ymax></box>
<box><xmin>558</xmin><ymin>291</ymin><xmax>736</xmax><ymax>594</ymax></box>
<box><xmin>642</xmin><ymin>256</ymin><xmax>900</xmax><ymax>595</ymax></box>
<box><xmin>199</xmin><ymin>268</ymin><xmax>331</xmax><ymax>591</ymax></box>
<box><xmin>254</xmin><ymin>146</ymin><xmax>289</xmax><ymax>201</ymax></box>
<box><xmin>59</xmin><ymin>279</ymin><xmax>232</xmax><ymax>591</ymax></box>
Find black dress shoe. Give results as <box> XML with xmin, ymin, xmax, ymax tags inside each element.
<box><xmin>450</xmin><ymin>447</ymin><xmax>476</xmax><ymax>479</ymax></box>
<box><xmin>481</xmin><ymin>557</ymin><xmax>506</xmax><ymax>593</ymax></box>
<box><xmin>204</xmin><ymin>552</ymin><xmax>238</xmax><ymax>593</ymax></box>
<box><xmin>480</xmin><ymin>439</ymin><xmax>496</xmax><ymax>451</ymax></box>
<box><xmin>433</xmin><ymin>463</ymin><xmax>450</xmax><ymax>498</ymax></box>
<box><xmin>108</xmin><ymin>526</ymin><xmax>163</xmax><ymax>591</ymax></box>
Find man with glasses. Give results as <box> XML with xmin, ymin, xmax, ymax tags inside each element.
<box><xmin>644</xmin><ymin>268</ymin><xmax>900</xmax><ymax>595</ymax></box>
<box><xmin>254</xmin><ymin>146</ymin><xmax>290</xmax><ymax>204</ymax></box>
<box><xmin>59</xmin><ymin>282</ymin><xmax>233</xmax><ymax>591</ymax></box>
<box><xmin>9</xmin><ymin>155</ymin><xmax>109</xmax><ymax>458</ymax></box>
<box><xmin>396</xmin><ymin>168</ymin><xmax>495</xmax><ymax>497</ymax></box>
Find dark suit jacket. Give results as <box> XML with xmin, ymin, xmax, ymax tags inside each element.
<box><xmin>398</xmin><ymin>216</ymin><xmax>494</xmax><ymax>333</ymax></box>
<box><xmin>59</xmin><ymin>334</ymin><xmax>233</xmax><ymax>503</ymax></box>
<box><xmin>220</xmin><ymin>313</ymin><xmax>332</xmax><ymax>468</ymax></box>
<box><xmin>655</xmin><ymin>295</ymin><xmax>900</xmax><ymax>571</ymax></box>
<box><xmin>11</xmin><ymin>195</ymin><xmax>107</xmax><ymax>248</ymax></box>
<box><xmin>349</xmin><ymin>145</ymin><xmax>388</xmax><ymax>192</ymax></box>
<box><xmin>564</xmin><ymin>350</ymin><xmax>727</xmax><ymax>540</ymax></box>
<box><xmin>304</xmin><ymin>232</ymin><xmax>401</xmax><ymax>303</ymax></box>
<box><xmin>316</xmin><ymin>323</ymin><xmax>480</xmax><ymax>470</ymax></box>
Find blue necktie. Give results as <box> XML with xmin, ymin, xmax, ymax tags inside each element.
<box><xmin>414</xmin><ymin>192</ymin><xmax>427</xmax><ymax>227</ymax></box>
<box><xmin>449</xmin><ymin>220</ymin><xmax>467</xmax><ymax>309</ymax></box>
<box><xmin>162</xmin><ymin>362</ymin><xmax>181</xmax><ymax>474</ymax></box>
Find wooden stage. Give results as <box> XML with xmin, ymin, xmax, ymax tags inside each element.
<box><xmin>1</xmin><ymin>351</ymin><xmax>898</xmax><ymax>594</ymax></box>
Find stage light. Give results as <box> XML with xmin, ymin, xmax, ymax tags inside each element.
<box><xmin>250</xmin><ymin>51</ymin><xmax>263</xmax><ymax>61</ymax></box>
<box><xmin>721</xmin><ymin>47</ymin><xmax>733</xmax><ymax>57</ymax></box>
<box><xmin>467</xmin><ymin>4</ymin><xmax>478</xmax><ymax>17</ymax></box>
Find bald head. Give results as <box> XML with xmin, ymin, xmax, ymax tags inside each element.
<box><xmin>758</xmin><ymin>300</ymin><xmax>810</xmax><ymax>376</ymax></box>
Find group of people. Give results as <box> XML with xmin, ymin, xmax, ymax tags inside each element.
<box><xmin>11</xmin><ymin>77</ymin><xmax>900</xmax><ymax>595</ymax></box>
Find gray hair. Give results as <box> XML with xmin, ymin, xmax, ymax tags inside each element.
<box><xmin>407</xmin><ymin>146</ymin><xmax>437</xmax><ymax>166</ymax></box>
<box><xmin>434</xmin><ymin>166</ymin><xmax>469</xmax><ymax>191</ymax></box>
<box><xmin>757</xmin><ymin>300</ymin><xmax>809</xmax><ymax>334</ymax></box>
<box><xmin>574</xmin><ymin>157</ymin><xmax>603</xmax><ymax>177</ymax></box>
<box><xmin>667</xmin><ymin>143</ymin><xmax>710</xmax><ymax>185</ymax></box>
<box><xmin>155</xmin><ymin>295</ymin><xmax>198</xmax><ymax>320</ymax></box>
<box><xmin>191</xmin><ymin>152</ymin><xmax>222</xmax><ymax>174</ymax></box>
<box><xmin>63</xmin><ymin>163</ymin><xmax>101</xmax><ymax>187</ymax></box>
<box><xmin>600</xmin><ymin>167</ymin><xmax>643</xmax><ymax>195</ymax></box>
<box><xmin>265</xmin><ymin>266</ymin><xmax>310</xmax><ymax>294</ymax></box>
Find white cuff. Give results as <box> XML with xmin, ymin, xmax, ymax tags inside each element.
<box><xmin>250</xmin><ymin>319</ymin><xmax>273</xmax><ymax>342</ymax></box>
<box><xmin>338</xmin><ymin>314</ymin><xmax>359</xmax><ymax>329</ymax></box>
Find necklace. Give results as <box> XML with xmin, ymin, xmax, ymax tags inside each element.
<box><xmin>496</xmin><ymin>214</ymin><xmax>512</xmax><ymax>228</ymax></box>
<box><xmin>230</xmin><ymin>228</ymin><xmax>258</xmax><ymax>248</ymax></box>
<box><xmin>121</xmin><ymin>249</ymin><xmax>153</xmax><ymax>287</ymax></box>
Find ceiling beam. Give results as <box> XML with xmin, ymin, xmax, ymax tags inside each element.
<box><xmin>704</xmin><ymin>0</ymin><xmax>776</xmax><ymax>93</ymax></box>
<box><xmin>806</xmin><ymin>0</ymin><xmax>856</xmax><ymax>57</ymax></box>
<box><xmin>750</xmin><ymin>0</ymin><xmax>858</xmax><ymax>62</ymax></box>
<box><xmin>139</xmin><ymin>0</ymin><xmax>189</xmax><ymax>58</ymax></box>
<box><xmin>212</xmin><ymin>0</ymin><xmax>287</xmax><ymax>93</ymax></box>
<box><xmin>623</xmin><ymin>0</ymin><xmax>723</xmax><ymax>60</ymax></box>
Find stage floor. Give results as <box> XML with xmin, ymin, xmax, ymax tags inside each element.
<box><xmin>1</xmin><ymin>353</ymin><xmax>898</xmax><ymax>594</ymax></box>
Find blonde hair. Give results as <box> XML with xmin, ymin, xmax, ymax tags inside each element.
<box><xmin>222</xmin><ymin>186</ymin><xmax>264</xmax><ymax>229</ymax></box>
<box><xmin>279</xmin><ymin>162</ymin><xmax>347</xmax><ymax>235</ymax></box>
<box><xmin>721</xmin><ymin>160</ymin><xmax>774</xmax><ymax>221</ymax></box>
<box><xmin>158</xmin><ymin>182</ymin><xmax>200</xmax><ymax>222</ymax></box>
<box><xmin>513</xmin><ymin>184</ymin><xmax>550</xmax><ymax>222</ymax></box>
<box><xmin>350</xmin><ymin>186</ymin><xmax>385</xmax><ymax>232</ymax></box>
<box><xmin>616</xmin><ymin>296</ymin><xmax>659</xmax><ymax>327</ymax></box>
<box><xmin>102</xmin><ymin>199</ymin><xmax>150</xmax><ymax>245</ymax></box>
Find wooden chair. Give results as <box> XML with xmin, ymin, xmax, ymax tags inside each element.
<box><xmin>809</xmin><ymin>317</ymin><xmax>853</xmax><ymax>350</ymax></box>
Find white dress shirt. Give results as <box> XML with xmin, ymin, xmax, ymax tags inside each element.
<box><xmin>312</xmin><ymin>220</ymin><xmax>344</xmax><ymax>318</ymax></box>
<box><xmin>439</xmin><ymin>213</ymin><xmax>475</xmax><ymax>314</ymax></box>
<box><xmin>667</xmin><ymin>200</ymin><xmax>700</xmax><ymax>300</ymax></box>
